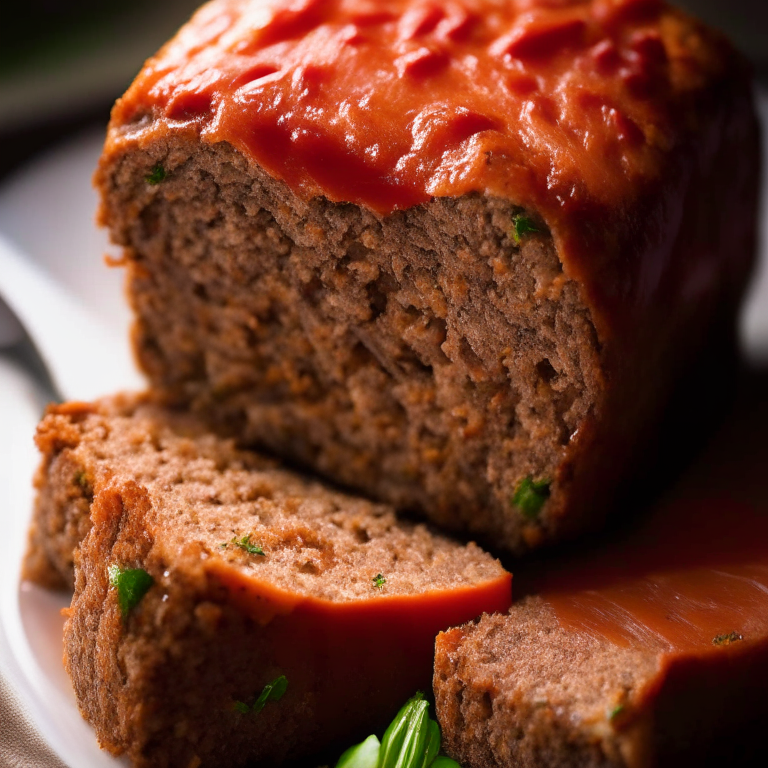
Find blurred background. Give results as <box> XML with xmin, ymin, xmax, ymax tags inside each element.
<box><xmin>0</xmin><ymin>0</ymin><xmax>200</xmax><ymax>178</ymax></box>
<box><xmin>0</xmin><ymin>0</ymin><xmax>765</xmax><ymax>180</ymax></box>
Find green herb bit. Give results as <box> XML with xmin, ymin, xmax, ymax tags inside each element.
<box><xmin>712</xmin><ymin>631</ymin><xmax>743</xmax><ymax>646</ymax></box>
<box><xmin>608</xmin><ymin>704</ymin><xmax>625</xmax><ymax>721</ymax></box>
<box><xmin>107</xmin><ymin>564</ymin><xmax>154</xmax><ymax>617</ymax></box>
<box><xmin>225</xmin><ymin>533</ymin><xmax>265</xmax><ymax>557</ymax></box>
<box><xmin>372</xmin><ymin>573</ymin><xmax>387</xmax><ymax>590</ymax></box>
<box><xmin>233</xmin><ymin>700</ymin><xmax>250</xmax><ymax>714</ymax></box>
<box><xmin>511</xmin><ymin>214</ymin><xmax>540</xmax><ymax>245</ymax></box>
<box><xmin>397</xmin><ymin>702</ymin><xmax>429</xmax><ymax>768</ymax></box>
<box><xmin>422</xmin><ymin>718</ymin><xmax>441</xmax><ymax>768</ymax></box>
<box><xmin>335</xmin><ymin>734</ymin><xmax>381</xmax><ymax>768</ymax></box>
<box><xmin>512</xmin><ymin>476</ymin><xmax>551</xmax><ymax>519</ymax></box>
<box><xmin>73</xmin><ymin>469</ymin><xmax>91</xmax><ymax>491</ymax></box>
<box><xmin>335</xmin><ymin>692</ymin><xmax>458</xmax><ymax>768</ymax></box>
<box><xmin>380</xmin><ymin>692</ymin><xmax>430</xmax><ymax>768</ymax></box>
<box><xmin>253</xmin><ymin>675</ymin><xmax>288</xmax><ymax>714</ymax></box>
<box><xmin>145</xmin><ymin>164</ymin><xmax>166</xmax><ymax>185</ymax></box>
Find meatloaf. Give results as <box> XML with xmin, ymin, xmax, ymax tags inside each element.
<box><xmin>96</xmin><ymin>0</ymin><xmax>759</xmax><ymax>553</ymax></box>
<box><xmin>434</xmin><ymin>497</ymin><xmax>768</xmax><ymax>768</ymax></box>
<box><xmin>24</xmin><ymin>395</ymin><xmax>511</xmax><ymax>768</ymax></box>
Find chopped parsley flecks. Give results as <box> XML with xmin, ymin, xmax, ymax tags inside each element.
<box><xmin>235</xmin><ymin>675</ymin><xmax>288</xmax><ymax>715</ymax></box>
<box><xmin>145</xmin><ymin>164</ymin><xmax>166</xmax><ymax>185</ymax></box>
<box><xmin>512</xmin><ymin>476</ymin><xmax>551</xmax><ymax>519</ymax></box>
<box><xmin>713</xmin><ymin>631</ymin><xmax>743</xmax><ymax>646</ymax></box>
<box><xmin>221</xmin><ymin>533</ymin><xmax>265</xmax><ymax>557</ymax></box>
<box><xmin>107</xmin><ymin>564</ymin><xmax>154</xmax><ymax>617</ymax></box>
<box><xmin>372</xmin><ymin>573</ymin><xmax>387</xmax><ymax>590</ymax></box>
<box><xmin>253</xmin><ymin>675</ymin><xmax>288</xmax><ymax>713</ymax></box>
<box><xmin>73</xmin><ymin>469</ymin><xmax>91</xmax><ymax>491</ymax></box>
<box><xmin>511</xmin><ymin>214</ymin><xmax>541</xmax><ymax>245</ymax></box>
<box><xmin>608</xmin><ymin>704</ymin><xmax>625</xmax><ymax>722</ymax></box>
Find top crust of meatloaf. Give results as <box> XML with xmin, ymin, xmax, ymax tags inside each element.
<box><xmin>104</xmin><ymin>0</ymin><xmax>757</xmax><ymax>337</ymax></box>
<box><xmin>96</xmin><ymin>0</ymin><xmax>759</xmax><ymax>552</ymax></box>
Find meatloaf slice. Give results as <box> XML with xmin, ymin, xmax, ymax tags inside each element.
<box><xmin>96</xmin><ymin>0</ymin><xmax>759</xmax><ymax>553</ymax></box>
<box><xmin>25</xmin><ymin>395</ymin><xmax>510</xmax><ymax>768</ymax></box>
<box><xmin>434</xmin><ymin>497</ymin><xmax>768</xmax><ymax>768</ymax></box>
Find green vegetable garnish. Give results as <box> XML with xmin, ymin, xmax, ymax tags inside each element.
<box><xmin>73</xmin><ymin>469</ymin><xmax>90</xmax><ymax>490</ymax></box>
<box><xmin>712</xmin><ymin>631</ymin><xmax>743</xmax><ymax>646</ymax></box>
<box><xmin>145</xmin><ymin>164</ymin><xmax>166</xmax><ymax>185</ymax></box>
<box><xmin>222</xmin><ymin>533</ymin><xmax>265</xmax><ymax>556</ymax></box>
<box><xmin>379</xmin><ymin>693</ymin><xmax>426</xmax><ymax>768</ymax></box>
<box><xmin>253</xmin><ymin>675</ymin><xmax>288</xmax><ymax>713</ymax></box>
<box><xmin>421</xmin><ymin>718</ymin><xmax>441</xmax><ymax>768</ymax></box>
<box><xmin>372</xmin><ymin>573</ymin><xmax>387</xmax><ymax>590</ymax></box>
<box><xmin>608</xmin><ymin>704</ymin><xmax>625</xmax><ymax>721</ymax></box>
<box><xmin>336</xmin><ymin>734</ymin><xmax>381</xmax><ymax>768</ymax></box>
<box><xmin>107</xmin><ymin>564</ymin><xmax>154</xmax><ymax>617</ymax></box>
<box><xmin>234</xmin><ymin>675</ymin><xmax>288</xmax><ymax>715</ymax></box>
<box><xmin>511</xmin><ymin>214</ymin><xmax>540</xmax><ymax>245</ymax></box>
<box><xmin>334</xmin><ymin>693</ymin><xmax>462</xmax><ymax>768</ymax></box>
<box><xmin>391</xmin><ymin>697</ymin><xmax>429</xmax><ymax>768</ymax></box>
<box><xmin>512</xmin><ymin>476</ymin><xmax>551</xmax><ymax>519</ymax></box>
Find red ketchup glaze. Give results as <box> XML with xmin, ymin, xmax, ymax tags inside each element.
<box><xmin>525</xmin><ymin>499</ymin><xmax>768</xmax><ymax>654</ymax></box>
<box><xmin>496</xmin><ymin>15</ymin><xmax>587</xmax><ymax>61</ymax></box>
<box><xmin>113</xmin><ymin>0</ymin><xmax>753</xmax><ymax>344</ymax></box>
<box><xmin>207</xmin><ymin>562</ymin><xmax>512</xmax><ymax>729</ymax></box>
<box><xmin>118</xmin><ymin>0</ymin><xmax>691</xmax><ymax>220</ymax></box>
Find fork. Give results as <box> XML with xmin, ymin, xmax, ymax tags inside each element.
<box><xmin>0</xmin><ymin>234</ymin><xmax>144</xmax><ymax>404</ymax></box>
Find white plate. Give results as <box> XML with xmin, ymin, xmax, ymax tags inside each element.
<box><xmin>0</xmin><ymin>357</ymin><xmax>127</xmax><ymax>768</ymax></box>
<box><xmin>0</xmin><ymin>91</ymin><xmax>766</xmax><ymax>767</ymax></box>
<box><xmin>0</xmin><ymin>133</ymin><xmax>137</xmax><ymax>766</ymax></box>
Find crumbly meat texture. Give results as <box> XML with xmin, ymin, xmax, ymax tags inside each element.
<box><xmin>434</xmin><ymin>599</ymin><xmax>768</xmax><ymax>768</ymax></box>
<box><xmin>25</xmin><ymin>395</ymin><xmax>508</xmax><ymax>768</ymax></box>
<box><xmin>26</xmin><ymin>394</ymin><xmax>502</xmax><ymax>595</ymax></box>
<box><xmin>434</xmin><ymin>600</ymin><xmax>657</xmax><ymax>768</ymax></box>
<box><xmin>96</xmin><ymin>0</ymin><xmax>759</xmax><ymax>554</ymax></box>
<box><xmin>100</xmin><ymin>136</ymin><xmax>603</xmax><ymax>554</ymax></box>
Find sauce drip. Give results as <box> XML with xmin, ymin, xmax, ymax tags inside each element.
<box><xmin>528</xmin><ymin>500</ymin><xmax>768</xmax><ymax>653</ymax></box>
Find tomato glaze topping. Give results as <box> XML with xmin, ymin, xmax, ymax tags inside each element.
<box><xmin>115</xmin><ymin>0</ymin><xmax>727</xmax><ymax>216</ymax></box>
<box><xmin>525</xmin><ymin>499</ymin><xmax>768</xmax><ymax>654</ymax></box>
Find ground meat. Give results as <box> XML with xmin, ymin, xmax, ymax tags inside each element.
<box><xmin>95</xmin><ymin>0</ymin><xmax>759</xmax><ymax>555</ymax></box>
<box><xmin>25</xmin><ymin>394</ymin><xmax>509</xmax><ymax>768</ymax></box>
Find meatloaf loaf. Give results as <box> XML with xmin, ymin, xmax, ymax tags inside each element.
<box><xmin>434</xmin><ymin>497</ymin><xmax>768</xmax><ymax>768</ymax></box>
<box><xmin>96</xmin><ymin>0</ymin><xmax>759</xmax><ymax>553</ymax></box>
<box><xmin>24</xmin><ymin>395</ymin><xmax>511</xmax><ymax>768</ymax></box>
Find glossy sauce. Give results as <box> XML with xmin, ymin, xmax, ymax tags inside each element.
<box><xmin>529</xmin><ymin>499</ymin><xmax>768</xmax><ymax>653</ymax></box>
<box><xmin>110</xmin><ymin>0</ymin><xmax>753</xmax><ymax>343</ymax></box>
<box><xmin>206</xmin><ymin>562</ymin><xmax>512</xmax><ymax>731</ymax></box>
<box><xmin>118</xmin><ymin>0</ymin><xmax>715</xmax><ymax>216</ymax></box>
